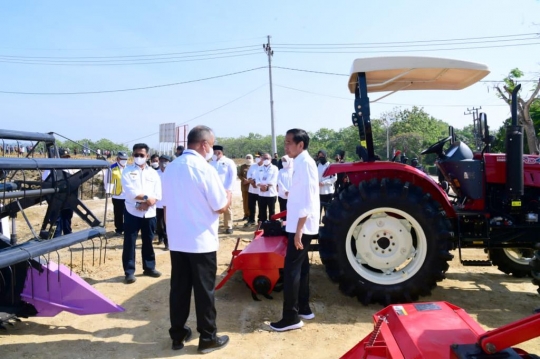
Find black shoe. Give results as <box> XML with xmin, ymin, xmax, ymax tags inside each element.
<box><xmin>244</xmin><ymin>221</ymin><xmax>255</xmax><ymax>227</ymax></box>
<box><xmin>143</xmin><ymin>269</ymin><xmax>162</xmax><ymax>278</ymax></box>
<box><xmin>125</xmin><ymin>274</ymin><xmax>136</xmax><ymax>284</ymax></box>
<box><xmin>197</xmin><ymin>335</ymin><xmax>229</xmax><ymax>354</ymax></box>
<box><xmin>225</xmin><ymin>228</ymin><xmax>233</xmax><ymax>235</ymax></box>
<box><xmin>269</xmin><ymin>318</ymin><xmax>304</xmax><ymax>332</ymax></box>
<box><xmin>164</xmin><ymin>244</ymin><xmax>169</xmax><ymax>251</ymax></box>
<box><xmin>242</xmin><ymin>216</ymin><xmax>249</xmax><ymax>221</ymax></box>
<box><xmin>299</xmin><ymin>307</ymin><xmax>315</xmax><ymax>320</ymax></box>
<box><xmin>157</xmin><ymin>238</ymin><xmax>164</xmax><ymax>245</ymax></box>
<box><xmin>172</xmin><ymin>328</ymin><xmax>192</xmax><ymax>350</ymax></box>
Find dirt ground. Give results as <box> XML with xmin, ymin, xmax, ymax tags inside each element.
<box><xmin>2</xmin><ymin>193</ymin><xmax>540</xmax><ymax>358</ymax></box>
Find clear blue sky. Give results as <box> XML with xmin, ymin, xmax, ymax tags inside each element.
<box><xmin>0</xmin><ymin>1</ymin><xmax>539</xmax><ymax>150</ymax></box>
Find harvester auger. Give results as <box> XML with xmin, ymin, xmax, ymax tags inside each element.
<box><xmin>0</xmin><ymin>129</ymin><xmax>123</xmax><ymax>326</ymax></box>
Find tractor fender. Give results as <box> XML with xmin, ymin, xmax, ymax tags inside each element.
<box><xmin>325</xmin><ymin>162</ymin><xmax>456</xmax><ymax>218</ymax></box>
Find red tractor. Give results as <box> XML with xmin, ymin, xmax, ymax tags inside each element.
<box><xmin>318</xmin><ymin>56</ymin><xmax>540</xmax><ymax>306</ymax></box>
<box><xmin>218</xmin><ymin>56</ymin><xmax>540</xmax><ymax>307</ymax></box>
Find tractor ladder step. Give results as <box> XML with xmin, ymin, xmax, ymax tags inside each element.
<box><xmin>461</xmin><ymin>260</ymin><xmax>492</xmax><ymax>267</ymax></box>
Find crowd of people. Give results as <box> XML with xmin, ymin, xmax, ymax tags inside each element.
<box><xmin>96</xmin><ymin>126</ymin><xmax>350</xmax><ymax>354</ymax></box>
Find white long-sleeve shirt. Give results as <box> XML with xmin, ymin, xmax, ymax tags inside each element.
<box><xmin>277</xmin><ymin>167</ymin><xmax>293</xmax><ymax>199</ymax></box>
<box><xmin>162</xmin><ymin>149</ymin><xmax>228</xmax><ymax>253</ymax></box>
<box><xmin>318</xmin><ymin>162</ymin><xmax>337</xmax><ymax>195</ymax></box>
<box><xmin>121</xmin><ymin>163</ymin><xmax>162</xmax><ymax>218</ymax></box>
<box><xmin>210</xmin><ymin>156</ymin><xmax>236</xmax><ymax>191</ymax></box>
<box><xmin>247</xmin><ymin>163</ymin><xmax>260</xmax><ymax>195</ymax></box>
<box><xmin>285</xmin><ymin>150</ymin><xmax>320</xmax><ymax>235</ymax></box>
<box><xmin>255</xmin><ymin>164</ymin><xmax>278</xmax><ymax>197</ymax></box>
<box><xmin>156</xmin><ymin>168</ymin><xmax>165</xmax><ymax>209</ymax></box>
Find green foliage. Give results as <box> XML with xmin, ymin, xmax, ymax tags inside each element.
<box><xmin>55</xmin><ymin>136</ymin><xmax>128</xmax><ymax>155</ymax></box>
<box><xmin>384</xmin><ymin>107</ymin><xmax>449</xmax><ymax>164</ymax></box>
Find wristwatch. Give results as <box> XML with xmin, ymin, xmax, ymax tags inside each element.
<box><xmin>143</xmin><ymin>195</ymin><xmax>148</xmax><ymax>201</ymax></box>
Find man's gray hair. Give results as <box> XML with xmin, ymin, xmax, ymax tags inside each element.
<box><xmin>187</xmin><ymin>125</ymin><xmax>214</xmax><ymax>145</ymax></box>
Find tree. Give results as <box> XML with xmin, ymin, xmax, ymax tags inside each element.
<box><xmin>453</xmin><ymin>124</ymin><xmax>477</xmax><ymax>149</ymax></box>
<box><xmin>495</xmin><ymin>68</ymin><xmax>540</xmax><ymax>154</ymax></box>
<box><xmin>385</xmin><ymin>107</ymin><xmax>448</xmax><ymax>164</ymax></box>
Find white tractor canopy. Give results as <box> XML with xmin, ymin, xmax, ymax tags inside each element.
<box><xmin>348</xmin><ymin>56</ymin><xmax>490</xmax><ymax>94</ymax></box>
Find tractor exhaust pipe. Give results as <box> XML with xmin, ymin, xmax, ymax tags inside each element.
<box><xmin>506</xmin><ymin>84</ymin><xmax>523</xmax><ymax>199</ymax></box>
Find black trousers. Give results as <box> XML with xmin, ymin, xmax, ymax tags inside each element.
<box><xmin>156</xmin><ymin>208</ymin><xmax>167</xmax><ymax>245</ymax></box>
<box><xmin>282</xmin><ymin>232</ymin><xmax>316</xmax><ymax>322</ymax></box>
<box><xmin>169</xmin><ymin>251</ymin><xmax>217</xmax><ymax>344</ymax></box>
<box><xmin>112</xmin><ymin>198</ymin><xmax>125</xmax><ymax>234</ymax></box>
<box><xmin>247</xmin><ymin>192</ymin><xmax>259</xmax><ymax>223</ymax></box>
<box><xmin>319</xmin><ymin>194</ymin><xmax>333</xmax><ymax>219</ymax></box>
<box><xmin>122</xmin><ymin>210</ymin><xmax>157</xmax><ymax>276</ymax></box>
<box><xmin>258</xmin><ymin>196</ymin><xmax>276</xmax><ymax>222</ymax></box>
<box><xmin>278</xmin><ymin>197</ymin><xmax>288</xmax><ymax>213</ymax></box>
<box><xmin>278</xmin><ymin>197</ymin><xmax>287</xmax><ymax>220</ymax></box>
<box><xmin>53</xmin><ymin>209</ymin><xmax>73</xmax><ymax>237</ymax></box>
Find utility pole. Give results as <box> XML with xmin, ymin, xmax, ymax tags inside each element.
<box><xmin>264</xmin><ymin>35</ymin><xmax>277</xmax><ymax>155</ymax></box>
<box><xmin>464</xmin><ymin>106</ymin><xmax>482</xmax><ymax>150</ymax></box>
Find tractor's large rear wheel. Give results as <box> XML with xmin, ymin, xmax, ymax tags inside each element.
<box><xmin>489</xmin><ymin>248</ymin><xmax>533</xmax><ymax>278</ymax></box>
<box><xmin>319</xmin><ymin>178</ymin><xmax>454</xmax><ymax>306</ymax></box>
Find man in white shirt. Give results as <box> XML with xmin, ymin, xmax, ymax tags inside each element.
<box><xmin>120</xmin><ymin>143</ymin><xmax>162</xmax><ymax>284</ymax></box>
<box><xmin>244</xmin><ymin>154</ymin><xmax>262</xmax><ymax>227</ymax></box>
<box><xmin>210</xmin><ymin>145</ymin><xmax>236</xmax><ymax>234</ymax></box>
<box><xmin>317</xmin><ymin>150</ymin><xmax>337</xmax><ymax>220</ymax></box>
<box><xmin>270</xmin><ymin>128</ymin><xmax>320</xmax><ymax>332</ymax></box>
<box><xmin>277</xmin><ymin>155</ymin><xmax>293</xmax><ymax>216</ymax></box>
<box><xmin>162</xmin><ymin>125</ymin><xmax>231</xmax><ymax>354</ymax></box>
<box><xmin>155</xmin><ymin>154</ymin><xmax>172</xmax><ymax>249</ymax></box>
<box><xmin>255</xmin><ymin>152</ymin><xmax>279</xmax><ymax>223</ymax></box>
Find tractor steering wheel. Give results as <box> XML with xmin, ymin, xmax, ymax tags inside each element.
<box><xmin>421</xmin><ymin>136</ymin><xmax>452</xmax><ymax>156</ymax></box>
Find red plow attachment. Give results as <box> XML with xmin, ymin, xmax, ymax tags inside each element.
<box><xmin>341</xmin><ymin>301</ymin><xmax>540</xmax><ymax>358</ymax></box>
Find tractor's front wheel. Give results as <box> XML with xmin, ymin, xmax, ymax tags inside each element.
<box><xmin>319</xmin><ymin>178</ymin><xmax>454</xmax><ymax>305</ymax></box>
<box><xmin>489</xmin><ymin>248</ymin><xmax>533</xmax><ymax>278</ymax></box>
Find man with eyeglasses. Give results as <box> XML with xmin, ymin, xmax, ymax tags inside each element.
<box><xmin>121</xmin><ymin>143</ymin><xmax>162</xmax><ymax>284</ymax></box>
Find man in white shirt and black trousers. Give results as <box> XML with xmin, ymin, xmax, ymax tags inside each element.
<box><xmin>270</xmin><ymin>128</ymin><xmax>320</xmax><ymax>332</ymax></box>
<box><xmin>162</xmin><ymin>125</ymin><xmax>232</xmax><ymax>354</ymax></box>
<box><xmin>210</xmin><ymin>145</ymin><xmax>236</xmax><ymax>234</ymax></box>
<box><xmin>120</xmin><ymin>143</ymin><xmax>162</xmax><ymax>284</ymax></box>
<box><xmin>256</xmin><ymin>152</ymin><xmax>279</xmax><ymax>223</ymax></box>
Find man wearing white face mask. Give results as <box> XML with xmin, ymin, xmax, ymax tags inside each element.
<box><xmin>121</xmin><ymin>143</ymin><xmax>162</xmax><ymax>284</ymax></box>
<box><xmin>150</xmin><ymin>154</ymin><xmax>160</xmax><ymax>170</ymax></box>
<box><xmin>255</xmin><ymin>152</ymin><xmax>279</xmax><ymax>222</ymax></box>
<box><xmin>210</xmin><ymin>145</ymin><xmax>236</xmax><ymax>234</ymax></box>
<box><xmin>277</xmin><ymin>155</ymin><xmax>293</xmax><ymax>216</ymax></box>
<box><xmin>104</xmin><ymin>151</ymin><xmax>129</xmax><ymax>237</ymax></box>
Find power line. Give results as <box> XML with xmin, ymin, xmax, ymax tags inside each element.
<box><xmin>122</xmin><ymin>84</ymin><xmax>267</xmax><ymax>144</ymax></box>
<box><xmin>274</xmin><ymin>32</ymin><xmax>540</xmax><ymax>46</ymax></box>
<box><xmin>0</xmin><ymin>45</ymin><xmax>261</xmax><ymax>60</ymax></box>
<box><xmin>273</xmin><ymin>66</ymin><xmax>348</xmax><ymax>77</ymax></box>
<box><xmin>177</xmin><ymin>84</ymin><xmax>267</xmax><ymax>125</ymax></box>
<box><xmin>0</xmin><ymin>51</ymin><xmax>262</xmax><ymax>66</ymax></box>
<box><xmin>0</xmin><ymin>36</ymin><xmax>267</xmax><ymax>52</ymax></box>
<box><xmin>273</xmin><ymin>36</ymin><xmax>539</xmax><ymax>50</ymax></box>
<box><xmin>0</xmin><ymin>67</ymin><xmax>267</xmax><ymax>95</ymax></box>
<box><xmin>274</xmin><ymin>83</ymin><xmax>508</xmax><ymax>107</ymax></box>
<box><xmin>275</xmin><ymin>41</ymin><xmax>540</xmax><ymax>54</ymax></box>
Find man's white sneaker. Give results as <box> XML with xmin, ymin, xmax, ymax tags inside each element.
<box><xmin>269</xmin><ymin>319</ymin><xmax>304</xmax><ymax>332</ymax></box>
